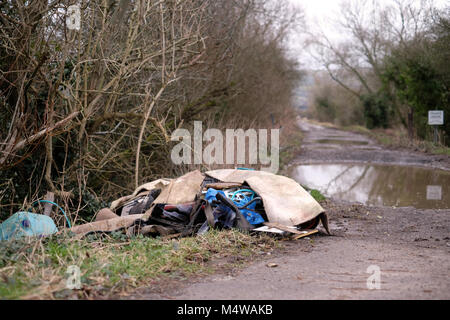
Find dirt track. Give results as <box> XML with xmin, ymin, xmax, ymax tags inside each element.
<box><xmin>294</xmin><ymin>119</ymin><xmax>450</xmax><ymax>170</ymax></box>
<box><xmin>135</xmin><ymin>118</ymin><xmax>450</xmax><ymax>300</ymax></box>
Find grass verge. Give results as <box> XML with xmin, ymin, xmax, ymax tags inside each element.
<box><xmin>366</xmin><ymin>130</ymin><xmax>450</xmax><ymax>156</ymax></box>
<box><xmin>0</xmin><ymin>229</ymin><xmax>278</xmax><ymax>299</ymax></box>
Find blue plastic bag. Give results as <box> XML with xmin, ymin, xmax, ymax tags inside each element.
<box><xmin>205</xmin><ymin>188</ymin><xmax>265</xmax><ymax>225</ymax></box>
<box><xmin>0</xmin><ymin>212</ymin><xmax>58</xmax><ymax>241</ymax></box>
<box><xmin>230</xmin><ymin>189</ymin><xmax>265</xmax><ymax>225</ymax></box>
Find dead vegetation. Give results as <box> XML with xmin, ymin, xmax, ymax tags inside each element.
<box><xmin>0</xmin><ymin>0</ymin><xmax>303</xmax><ymax>222</ymax></box>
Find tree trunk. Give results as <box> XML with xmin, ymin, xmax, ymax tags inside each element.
<box><xmin>408</xmin><ymin>107</ymin><xmax>414</xmax><ymax>141</ymax></box>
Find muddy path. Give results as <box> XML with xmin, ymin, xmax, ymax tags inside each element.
<box><xmin>134</xmin><ymin>118</ymin><xmax>450</xmax><ymax>300</ymax></box>
<box><xmin>294</xmin><ymin>119</ymin><xmax>450</xmax><ymax>170</ymax></box>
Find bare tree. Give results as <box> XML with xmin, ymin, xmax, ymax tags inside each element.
<box><xmin>306</xmin><ymin>0</ymin><xmax>434</xmax><ymax>132</ymax></box>
<box><xmin>1</xmin><ymin>0</ymin><xmax>303</xmax><ymax>219</ymax></box>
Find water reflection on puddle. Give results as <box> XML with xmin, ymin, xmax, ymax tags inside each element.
<box><xmin>294</xmin><ymin>164</ymin><xmax>450</xmax><ymax>209</ymax></box>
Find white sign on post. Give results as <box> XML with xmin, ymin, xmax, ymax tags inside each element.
<box><xmin>426</xmin><ymin>185</ymin><xmax>442</xmax><ymax>200</ymax></box>
<box><xmin>428</xmin><ymin>110</ymin><xmax>444</xmax><ymax>125</ymax></box>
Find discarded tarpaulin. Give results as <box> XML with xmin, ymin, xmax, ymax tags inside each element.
<box><xmin>153</xmin><ymin>170</ymin><xmax>204</xmax><ymax>205</ymax></box>
<box><xmin>69</xmin><ymin>169</ymin><xmax>329</xmax><ymax>238</ymax></box>
<box><xmin>69</xmin><ymin>214</ymin><xmax>144</xmax><ymax>237</ymax></box>
<box><xmin>204</xmin><ymin>169</ymin><xmax>327</xmax><ymax>228</ymax></box>
<box><xmin>110</xmin><ymin>178</ymin><xmax>171</xmax><ymax>211</ymax></box>
<box><xmin>95</xmin><ymin>208</ymin><xmax>119</xmax><ymax>221</ymax></box>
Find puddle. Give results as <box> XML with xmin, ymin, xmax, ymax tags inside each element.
<box><xmin>313</xmin><ymin>139</ymin><xmax>369</xmax><ymax>145</ymax></box>
<box><xmin>294</xmin><ymin>164</ymin><xmax>450</xmax><ymax>209</ymax></box>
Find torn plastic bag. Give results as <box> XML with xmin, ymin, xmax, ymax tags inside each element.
<box><xmin>229</xmin><ymin>189</ymin><xmax>265</xmax><ymax>225</ymax></box>
<box><xmin>205</xmin><ymin>189</ymin><xmax>235</xmax><ymax>228</ymax></box>
<box><xmin>203</xmin><ymin>189</ymin><xmax>253</xmax><ymax>232</ymax></box>
<box><xmin>161</xmin><ymin>209</ymin><xmax>190</xmax><ymax>224</ymax></box>
<box><xmin>0</xmin><ymin>212</ymin><xmax>58</xmax><ymax>241</ymax></box>
<box><xmin>159</xmin><ymin>202</ymin><xmax>194</xmax><ymax>224</ymax></box>
<box><xmin>205</xmin><ymin>188</ymin><xmax>264</xmax><ymax>225</ymax></box>
<box><xmin>198</xmin><ymin>201</ymin><xmax>234</xmax><ymax>235</ymax></box>
<box><xmin>120</xmin><ymin>189</ymin><xmax>161</xmax><ymax>216</ymax></box>
<box><xmin>110</xmin><ymin>179</ymin><xmax>171</xmax><ymax>211</ymax></box>
<box><xmin>144</xmin><ymin>204</ymin><xmax>193</xmax><ymax>234</ymax></box>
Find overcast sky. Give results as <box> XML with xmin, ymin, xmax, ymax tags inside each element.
<box><xmin>289</xmin><ymin>0</ymin><xmax>448</xmax><ymax>34</ymax></box>
<box><xmin>287</xmin><ymin>0</ymin><xmax>449</xmax><ymax>69</ymax></box>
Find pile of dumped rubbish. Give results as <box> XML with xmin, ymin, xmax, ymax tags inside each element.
<box><xmin>0</xmin><ymin>169</ymin><xmax>329</xmax><ymax>241</ymax></box>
